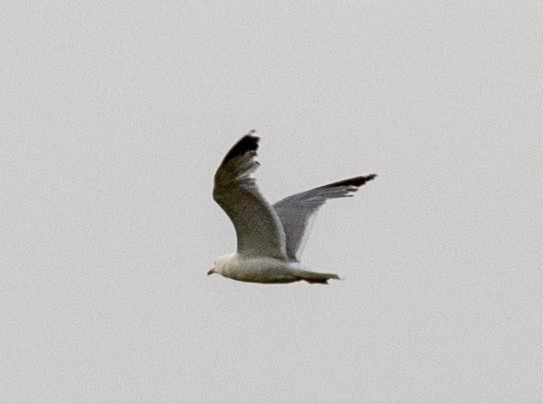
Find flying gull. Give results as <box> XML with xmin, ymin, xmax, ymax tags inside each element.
<box><xmin>208</xmin><ymin>131</ymin><xmax>376</xmax><ymax>284</ymax></box>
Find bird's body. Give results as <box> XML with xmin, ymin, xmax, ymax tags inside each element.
<box><xmin>209</xmin><ymin>131</ymin><xmax>376</xmax><ymax>284</ymax></box>
<box><xmin>213</xmin><ymin>253</ymin><xmax>339</xmax><ymax>284</ymax></box>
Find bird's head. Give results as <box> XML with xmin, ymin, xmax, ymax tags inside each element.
<box><xmin>207</xmin><ymin>253</ymin><xmax>235</xmax><ymax>276</ymax></box>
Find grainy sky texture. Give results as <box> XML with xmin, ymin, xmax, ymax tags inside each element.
<box><xmin>2</xmin><ymin>1</ymin><xmax>542</xmax><ymax>403</ymax></box>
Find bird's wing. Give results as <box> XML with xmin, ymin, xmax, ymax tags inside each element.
<box><xmin>213</xmin><ymin>132</ymin><xmax>287</xmax><ymax>259</ymax></box>
<box><xmin>272</xmin><ymin>175</ymin><xmax>376</xmax><ymax>261</ymax></box>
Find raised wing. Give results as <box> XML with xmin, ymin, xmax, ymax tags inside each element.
<box><xmin>213</xmin><ymin>132</ymin><xmax>287</xmax><ymax>259</ymax></box>
<box><xmin>273</xmin><ymin>175</ymin><xmax>376</xmax><ymax>260</ymax></box>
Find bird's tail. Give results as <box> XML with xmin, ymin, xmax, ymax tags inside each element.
<box><xmin>294</xmin><ymin>269</ymin><xmax>340</xmax><ymax>284</ymax></box>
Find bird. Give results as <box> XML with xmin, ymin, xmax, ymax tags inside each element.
<box><xmin>208</xmin><ymin>130</ymin><xmax>376</xmax><ymax>284</ymax></box>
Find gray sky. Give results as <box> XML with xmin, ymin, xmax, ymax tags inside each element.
<box><xmin>2</xmin><ymin>1</ymin><xmax>542</xmax><ymax>403</ymax></box>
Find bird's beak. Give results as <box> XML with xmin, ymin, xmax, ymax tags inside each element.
<box><xmin>207</xmin><ymin>268</ymin><xmax>215</xmax><ymax>275</ymax></box>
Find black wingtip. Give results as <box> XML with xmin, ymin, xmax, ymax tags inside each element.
<box><xmin>318</xmin><ymin>174</ymin><xmax>377</xmax><ymax>189</ymax></box>
<box><xmin>221</xmin><ymin>131</ymin><xmax>260</xmax><ymax>165</ymax></box>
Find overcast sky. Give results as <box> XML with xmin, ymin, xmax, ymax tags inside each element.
<box><xmin>2</xmin><ymin>1</ymin><xmax>542</xmax><ymax>403</ymax></box>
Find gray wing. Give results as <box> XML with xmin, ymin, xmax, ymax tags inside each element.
<box><xmin>213</xmin><ymin>132</ymin><xmax>288</xmax><ymax>259</ymax></box>
<box><xmin>272</xmin><ymin>175</ymin><xmax>376</xmax><ymax>261</ymax></box>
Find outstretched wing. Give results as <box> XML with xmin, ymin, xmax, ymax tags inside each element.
<box><xmin>213</xmin><ymin>132</ymin><xmax>287</xmax><ymax>259</ymax></box>
<box><xmin>272</xmin><ymin>175</ymin><xmax>376</xmax><ymax>260</ymax></box>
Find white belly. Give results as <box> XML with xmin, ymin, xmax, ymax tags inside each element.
<box><xmin>223</xmin><ymin>255</ymin><xmax>300</xmax><ymax>284</ymax></box>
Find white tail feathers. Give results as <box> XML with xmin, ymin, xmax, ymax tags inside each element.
<box><xmin>294</xmin><ymin>269</ymin><xmax>340</xmax><ymax>284</ymax></box>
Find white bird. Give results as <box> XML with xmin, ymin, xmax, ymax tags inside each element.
<box><xmin>208</xmin><ymin>131</ymin><xmax>376</xmax><ymax>284</ymax></box>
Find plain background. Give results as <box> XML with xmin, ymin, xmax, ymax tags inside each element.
<box><xmin>2</xmin><ymin>1</ymin><xmax>542</xmax><ymax>403</ymax></box>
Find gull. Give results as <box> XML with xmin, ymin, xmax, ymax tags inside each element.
<box><xmin>208</xmin><ymin>131</ymin><xmax>376</xmax><ymax>284</ymax></box>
